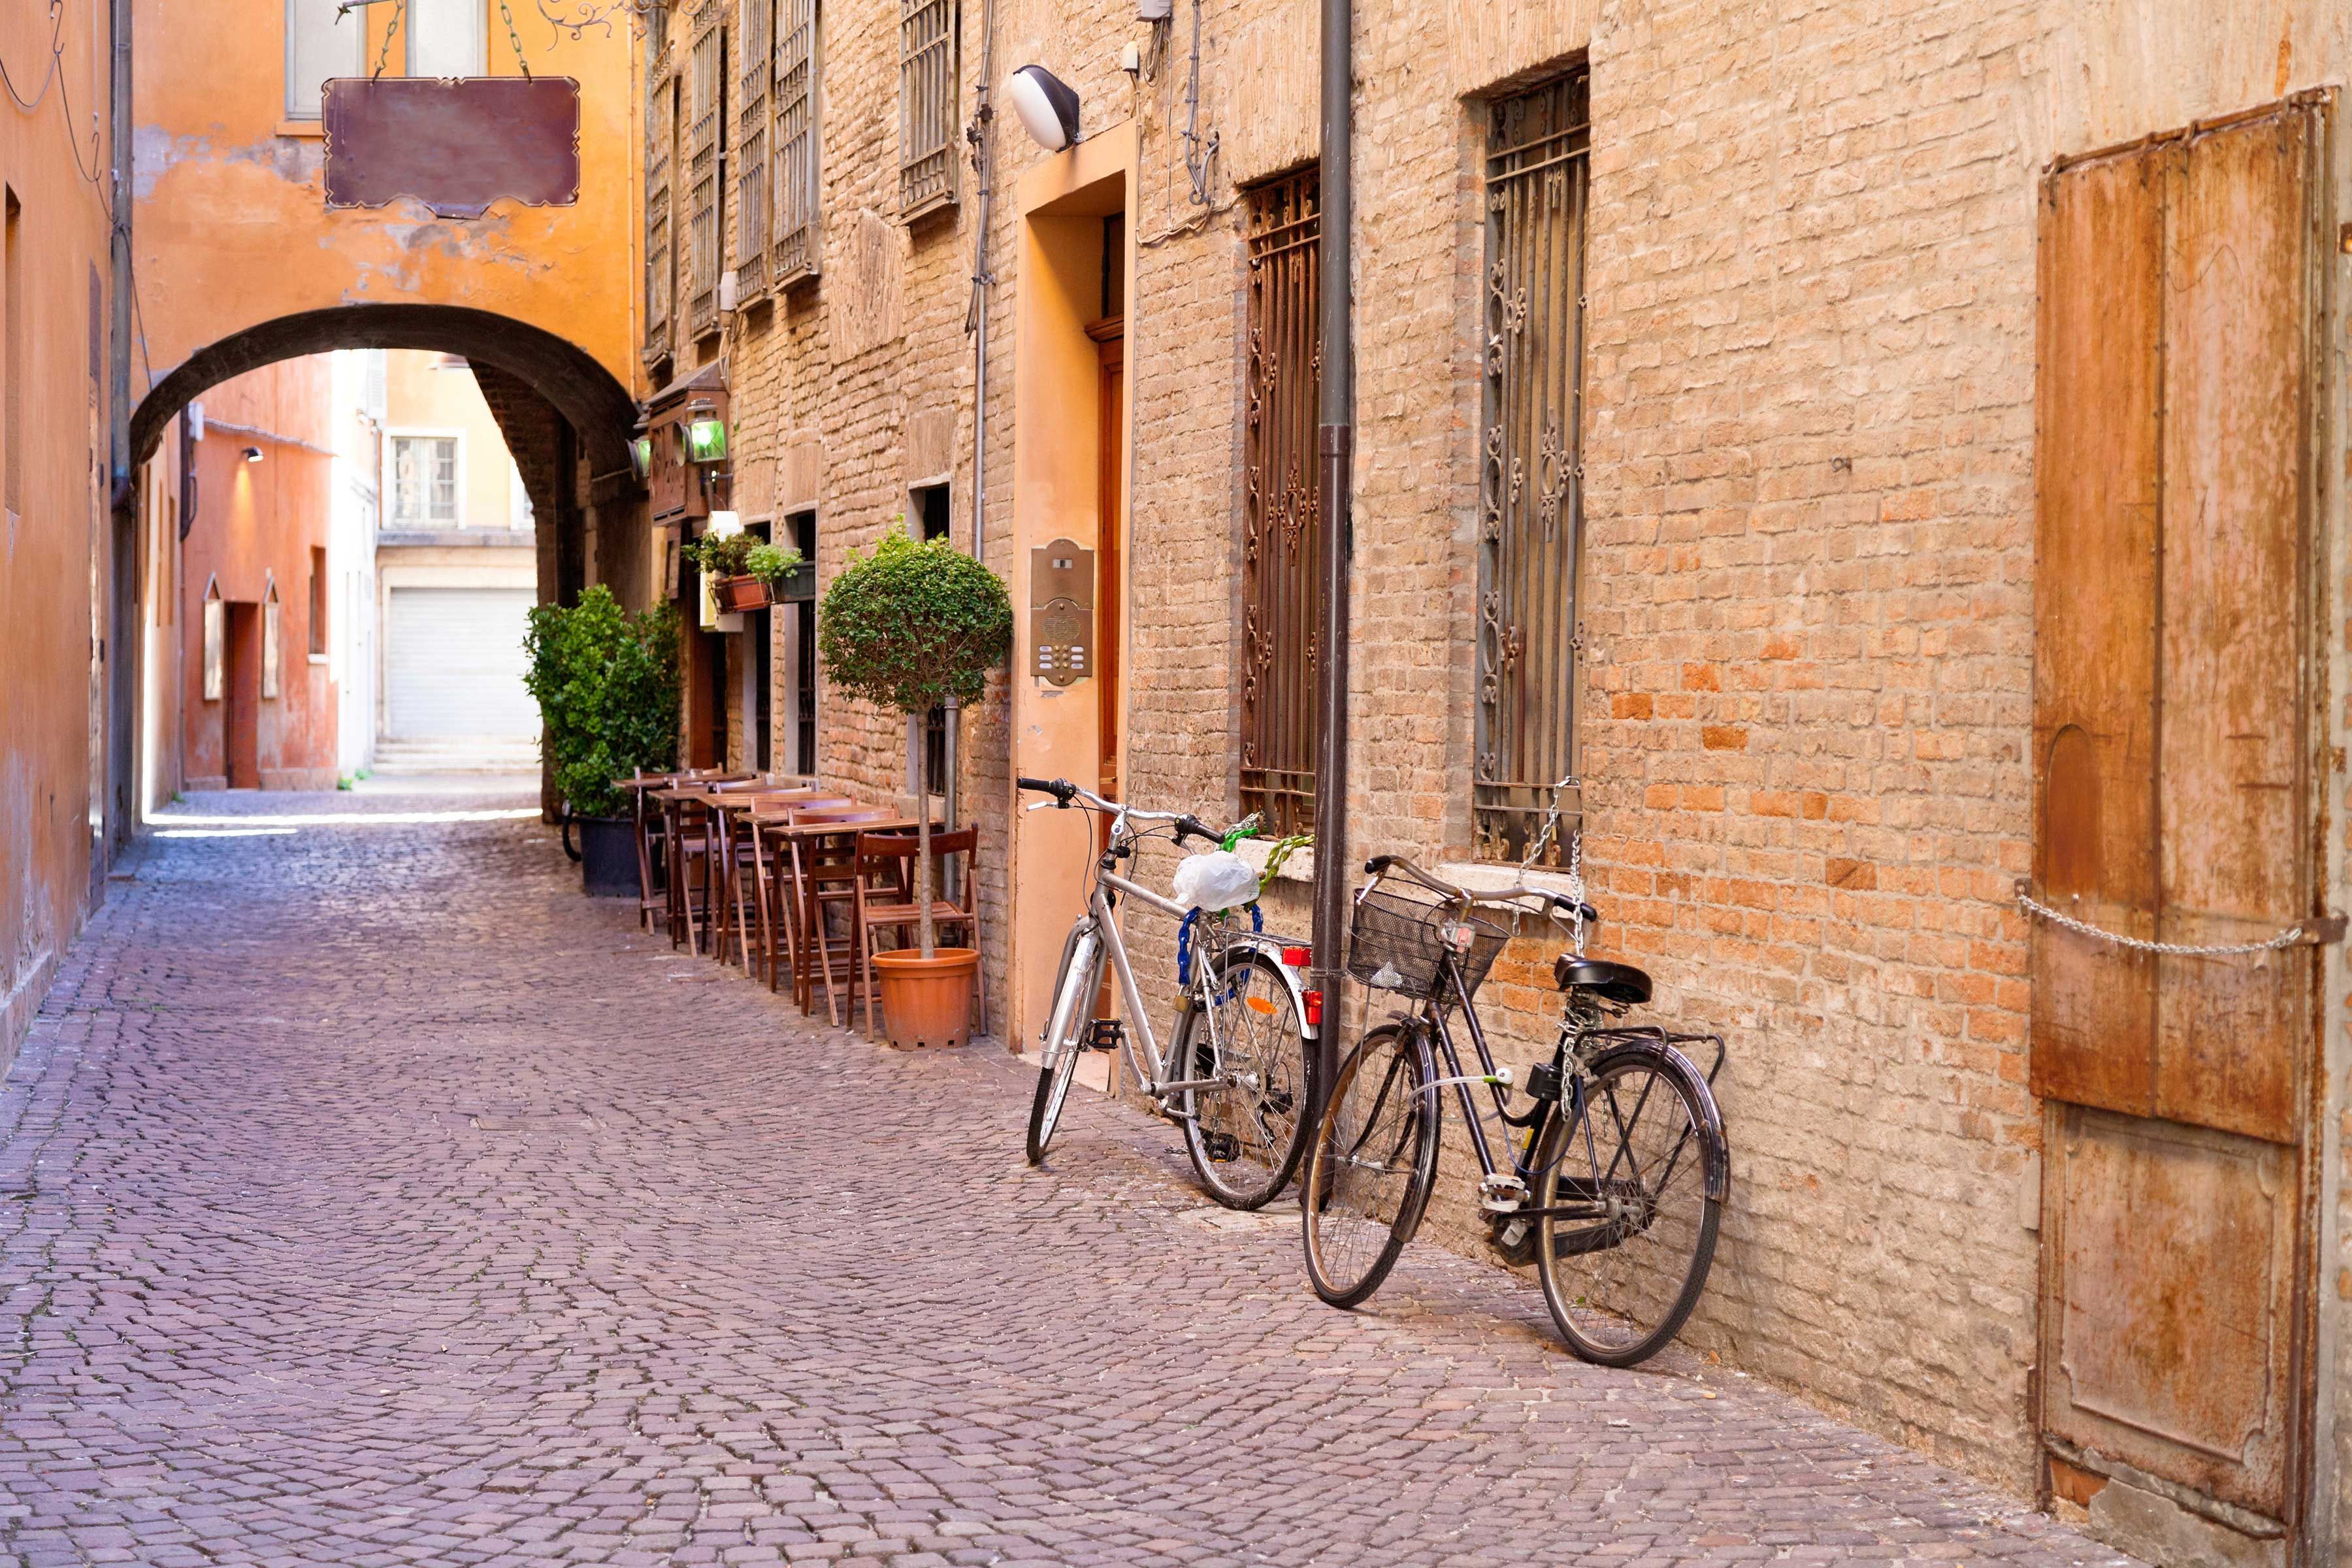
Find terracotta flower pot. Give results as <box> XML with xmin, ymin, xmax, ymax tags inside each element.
<box><xmin>871</xmin><ymin>946</ymin><xmax>978</xmax><ymax>1050</ymax></box>
<box><xmin>714</xmin><ymin>574</ymin><xmax>774</xmax><ymax>612</ymax></box>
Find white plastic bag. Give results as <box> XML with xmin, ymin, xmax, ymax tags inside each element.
<box><xmin>1169</xmin><ymin>850</ymin><xmax>1260</xmax><ymax>913</ymax></box>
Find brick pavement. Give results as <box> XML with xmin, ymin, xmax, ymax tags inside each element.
<box><xmin>0</xmin><ymin>791</ymin><xmax>2138</xmax><ymax>1567</ymax></box>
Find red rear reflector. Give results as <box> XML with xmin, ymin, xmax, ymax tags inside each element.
<box><xmin>1302</xmin><ymin>990</ymin><xmax>1324</xmax><ymax>1027</ymax></box>
<box><xmin>1281</xmin><ymin>945</ymin><xmax>1311</xmax><ymax>967</ymax></box>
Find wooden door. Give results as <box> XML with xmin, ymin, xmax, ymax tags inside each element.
<box><xmin>224</xmin><ymin>602</ymin><xmax>261</xmax><ymax>790</ymax></box>
<box><xmin>2032</xmin><ymin>98</ymin><xmax>2324</xmax><ymax>1536</ymax></box>
<box><xmin>1092</xmin><ymin>319</ymin><xmax>1124</xmax><ymax>804</ymax></box>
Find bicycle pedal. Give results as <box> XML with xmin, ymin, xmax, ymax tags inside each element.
<box><xmin>1201</xmin><ymin>1132</ymin><xmax>1240</xmax><ymax>1164</ymax></box>
<box><xmin>1478</xmin><ymin>1174</ymin><xmax>1530</xmax><ymax>1214</ymax></box>
<box><xmin>1085</xmin><ymin>1019</ymin><xmax>1124</xmax><ymax>1053</ymax></box>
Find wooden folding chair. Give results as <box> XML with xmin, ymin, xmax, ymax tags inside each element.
<box><xmin>791</xmin><ymin>808</ymin><xmax>891</xmax><ymax>1026</ymax></box>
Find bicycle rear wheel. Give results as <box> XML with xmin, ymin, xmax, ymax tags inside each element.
<box><xmin>1177</xmin><ymin>951</ymin><xmax>1309</xmax><ymax>1211</ymax></box>
<box><xmin>1531</xmin><ymin>1044</ymin><xmax>1726</xmax><ymax>1366</ymax></box>
<box><xmin>1301</xmin><ymin>1024</ymin><xmax>1438</xmax><ymax>1307</ymax></box>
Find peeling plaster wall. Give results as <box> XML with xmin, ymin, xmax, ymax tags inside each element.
<box><xmin>0</xmin><ymin>0</ymin><xmax>118</xmax><ymax>1073</ymax></box>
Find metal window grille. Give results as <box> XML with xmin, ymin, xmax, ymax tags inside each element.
<box><xmin>732</xmin><ymin>0</ymin><xmax>770</xmax><ymax>300</ymax></box>
<box><xmin>1474</xmin><ymin>72</ymin><xmax>1588</xmax><ymax>865</ymax></box>
<box><xmin>896</xmin><ymin>0</ymin><xmax>956</xmax><ymax>218</ymax></box>
<box><xmin>645</xmin><ymin>57</ymin><xmax>676</xmax><ymax>358</ymax></box>
<box><xmin>686</xmin><ymin>1</ymin><xmax>723</xmax><ymax>336</ymax></box>
<box><xmin>1239</xmin><ymin>166</ymin><xmax>1322</xmax><ymax>838</ymax></box>
<box><xmin>770</xmin><ymin>0</ymin><xmax>818</xmax><ymax>286</ymax></box>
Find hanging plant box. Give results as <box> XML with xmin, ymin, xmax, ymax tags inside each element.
<box><xmin>713</xmin><ymin>574</ymin><xmax>775</xmax><ymax>613</ymax></box>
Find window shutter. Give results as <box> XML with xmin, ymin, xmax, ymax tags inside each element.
<box><xmin>896</xmin><ymin>0</ymin><xmax>955</xmax><ymax>219</ymax></box>
<box><xmin>686</xmin><ymin>0</ymin><xmax>724</xmax><ymax>336</ymax></box>
<box><xmin>771</xmin><ymin>0</ymin><xmax>818</xmax><ymax>286</ymax></box>
<box><xmin>644</xmin><ymin>17</ymin><xmax>676</xmax><ymax>364</ymax></box>
<box><xmin>732</xmin><ymin>0</ymin><xmax>771</xmax><ymax>301</ymax></box>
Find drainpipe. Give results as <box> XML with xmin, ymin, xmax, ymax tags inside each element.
<box><xmin>106</xmin><ymin>0</ymin><xmax>136</xmax><ymax>850</ymax></box>
<box><xmin>943</xmin><ymin>0</ymin><xmax>998</xmax><ymax>950</ymax></box>
<box><xmin>1308</xmin><ymin>0</ymin><xmax>1352</xmax><ymax>1122</ymax></box>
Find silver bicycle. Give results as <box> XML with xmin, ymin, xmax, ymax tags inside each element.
<box><xmin>1017</xmin><ymin>776</ymin><xmax>1317</xmax><ymax>1209</ymax></box>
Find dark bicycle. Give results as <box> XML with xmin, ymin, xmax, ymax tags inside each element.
<box><xmin>1301</xmin><ymin>854</ymin><xmax>1730</xmax><ymax>1367</ymax></box>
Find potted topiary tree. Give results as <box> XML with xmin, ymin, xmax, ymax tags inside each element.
<box><xmin>522</xmin><ymin>585</ymin><xmax>682</xmax><ymax>896</ymax></box>
<box><xmin>819</xmin><ymin>523</ymin><xmax>1013</xmax><ymax>1047</ymax></box>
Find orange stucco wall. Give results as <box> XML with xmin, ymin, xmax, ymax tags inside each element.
<box><xmin>0</xmin><ymin>0</ymin><xmax>118</xmax><ymax>1066</ymax></box>
<box><xmin>180</xmin><ymin>358</ymin><xmax>339</xmax><ymax>792</ymax></box>
<box><xmin>132</xmin><ymin>0</ymin><xmax>638</xmax><ymax>402</ymax></box>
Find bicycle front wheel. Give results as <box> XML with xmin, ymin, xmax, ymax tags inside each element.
<box><xmin>1532</xmin><ymin>1045</ymin><xmax>1726</xmax><ymax>1367</ymax></box>
<box><xmin>1177</xmin><ymin>951</ymin><xmax>1310</xmax><ymax>1211</ymax></box>
<box><xmin>1024</xmin><ymin>925</ymin><xmax>1103</xmax><ymax>1167</ymax></box>
<box><xmin>1301</xmin><ymin>1024</ymin><xmax>1438</xmax><ymax>1307</ymax></box>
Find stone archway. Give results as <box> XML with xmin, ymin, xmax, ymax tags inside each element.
<box><xmin>132</xmin><ymin>304</ymin><xmax>649</xmax><ymax>612</ymax></box>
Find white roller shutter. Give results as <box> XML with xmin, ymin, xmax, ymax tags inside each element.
<box><xmin>385</xmin><ymin>587</ymin><xmax>540</xmax><ymax>738</ymax></box>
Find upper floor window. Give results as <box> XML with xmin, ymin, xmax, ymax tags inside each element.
<box><xmin>285</xmin><ymin>0</ymin><xmax>365</xmax><ymax>119</ymax></box>
<box><xmin>897</xmin><ymin>0</ymin><xmax>956</xmax><ymax>218</ymax></box>
<box><xmin>1474</xmin><ymin>70</ymin><xmax>1588</xmax><ymax>864</ymax></box>
<box><xmin>406</xmin><ymin>0</ymin><xmax>487</xmax><ymax>76</ymax></box>
<box><xmin>391</xmin><ymin>434</ymin><xmax>460</xmax><ymax>525</ymax></box>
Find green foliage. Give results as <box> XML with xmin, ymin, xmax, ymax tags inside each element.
<box><xmin>743</xmin><ymin>540</ymin><xmax>803</xmax><ymax>588</ymax></box>
<box><xmin>683</xmin><ymin>530</ymin><xmax>759</xmax><ymax>579</ymax></box>
<box><xmin>819</xmin><ymin>525</ymin><xmax>1013</xmax><ymax>715</ymax></box>
<box><xmin>522</xmin><ymin>586</ymin><xmax>681</xmax><ymax>821</ymax></box>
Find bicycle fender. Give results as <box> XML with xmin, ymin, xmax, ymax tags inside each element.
<box><xmin>1215</xmin><ymin>930</ymin><xmax>1320</xmax><ymax>1038</ymax></box>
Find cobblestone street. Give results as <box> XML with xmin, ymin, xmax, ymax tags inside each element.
<box><xmin>0</xmin><ymin>791</ymin><xmax>2135</xmax><ymax>1568</ymax></box>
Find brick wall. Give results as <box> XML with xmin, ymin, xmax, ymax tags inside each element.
<box><xmin>648</xmin><ymin>0</ymin><xmax>2352</xmax><ymax>1526</ymax></box>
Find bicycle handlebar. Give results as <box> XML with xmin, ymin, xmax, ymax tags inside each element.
<box><xmin>1017</xmin><ymin>777</ymin><xmax>1228</xmax><ymax>846</ymax></box>
<box><xmin>1362</xmin><ymin>852</ymin><xmax>1599</xmax><ymax>928</ymax></box>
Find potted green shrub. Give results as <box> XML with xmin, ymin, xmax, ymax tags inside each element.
<box><xmin>522</xmin><ymin>586</ymin><xmax>681</xmax><ymax>896</ymax></box>
<box><xmin>819</xmin><ymin>524</ymin><xmax>1013</xmax><ymax>1047</ymax></box>
<box><xmin>688</xmin><ymin>530</ymin><xmax>802</xmax><ymax>613</ymax></box>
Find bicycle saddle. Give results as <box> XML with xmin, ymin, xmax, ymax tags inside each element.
<box><xmin>1552</xmin><ymin>955</ymin><xmax>1652</xmax><ymax>1007</ymax></box>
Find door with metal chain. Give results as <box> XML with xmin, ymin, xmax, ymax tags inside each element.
<box><xmin>2030</xmin><ymin>95</ymin><xmax>2330</xmax><ymax>1558</ymax></box>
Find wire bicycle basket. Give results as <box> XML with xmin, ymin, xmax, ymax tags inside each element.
<box><xmin>1347</xmin><ymin>887</ymin><xmax>1509</xmax><ymax>1002</ymax></box>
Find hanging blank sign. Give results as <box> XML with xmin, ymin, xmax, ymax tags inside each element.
<box><xmin>322</xmin><ymin>76</ymin><xmax>581</xmax><ymax>219</ymax></box>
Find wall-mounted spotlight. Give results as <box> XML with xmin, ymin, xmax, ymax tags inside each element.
<box><xmin>629</xmin><ymin>433</ymin><xmax>653</xmax><ymax>479</ymax></box>
<box><xmin>242</xmin><ymin>446</ymin><xmax>265</xmax><ymax>463</ymax></box>
<box><xmin>1008</xmin><ymin>65</ymin><xmax>1081</xmax><ymax>153</ymax></box>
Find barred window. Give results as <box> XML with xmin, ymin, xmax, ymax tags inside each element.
<box><xmin>771</xmin><ymin>0</ymin><xmax>819</xmax><ymax>286</ymax></box>
<box><xmin>685</xmin><ymin>0</ymin><xmax>724</xmax><ymax>336</ymax></box>
<box><xmin>732</xmin><ymin>0</ymin><xmax>770</xmax><ymax>301</ymax></box>
<box><xmin>1239</xmin><ymin>167</ymin><xmax>1321</xmax><ymax>838</ymax></box>
<box><xmin>1474</xmin><ymin>71</ymin><xmax>1588</xmax><ymax>864</ymax></box>
<box><xmin>896</xmin><ymin>0</ymin><xmax>956</xmax><ymax>219</ymax></box>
